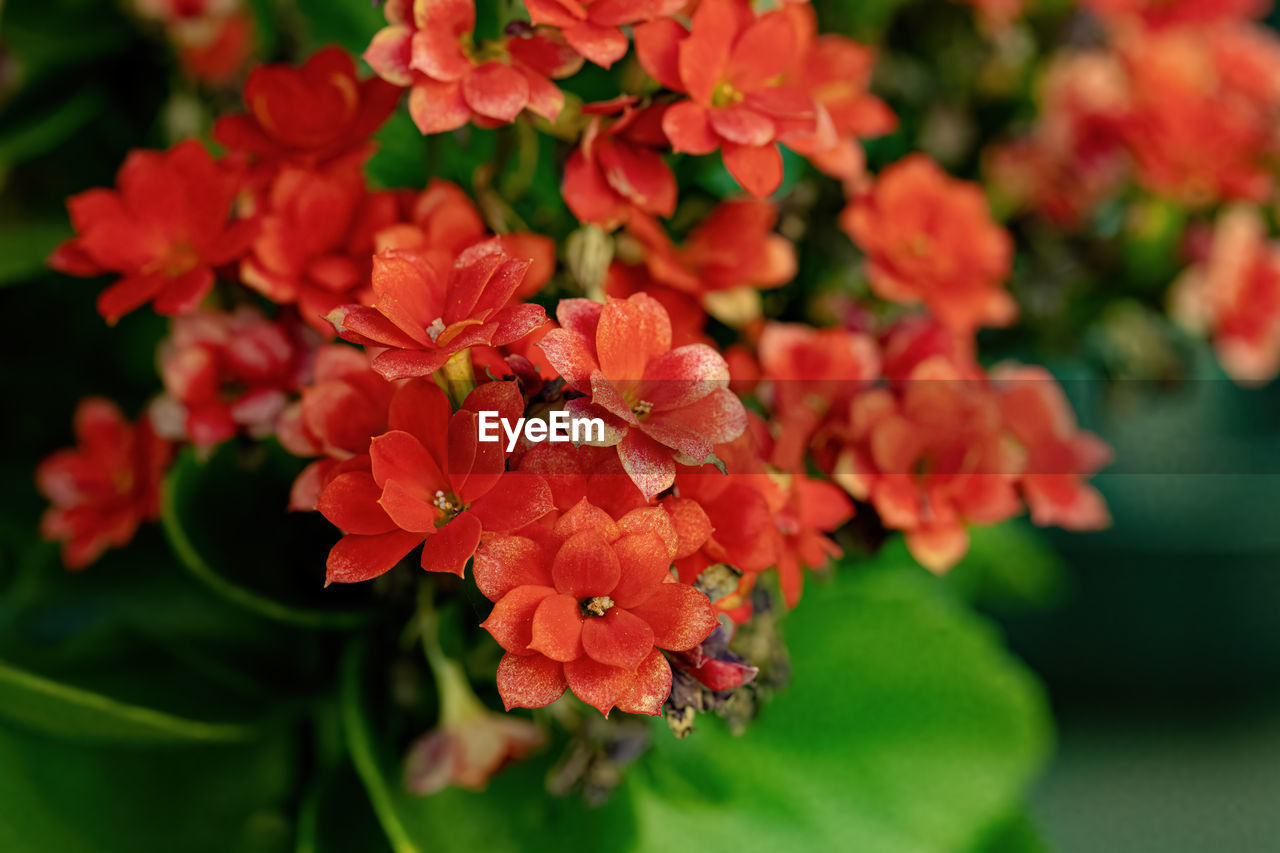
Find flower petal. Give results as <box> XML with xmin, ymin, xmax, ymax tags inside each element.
<box><xmin>562</xmin><ymin>22</ymin><xmax>628</xmax><ymax>69</ymax></box>
<box><xmin>462</xmin><ymin>62</ymin><xmax>530</xmax><ymax>123</ymax></box>
<box><xmin>408</xmin><ymin>77</ymin><xmax>471</xmax><ymax>134</ymax></box>
<box><xmin>496</xmin><ymin>652</ymin><xmax>566</xmax><ymax>710</ymax></box>
<box><xmin>318</xmin><ymin>471</ymin><xmax>397</xmax><ymax>535</ymax></box>
<box><xmin>581</xmin><ymin>606</ymin><xmax>654</xmax><ymax>670</ymax></box>
<box><xmin>613</xmin><ymin>648</ymin><xmax>672</xmax><ymax>716</ymax></box>
<box><xmin>473</xmin><ymin>534</ymin><xmax>553</xmax><ymax>601</ymax></box>
<box><xmin>662</xmin><ymin>101</ymin><xmax>719</xmax><ymax>155</ymax></box>
<box><xmin>628</xmin><ymin>582</ymin><xmax>718</xmax><ymax>651</ymax></box>
<box><xmin>609</xmin><ymin>532</ymin><xmax>675</xmax><ymax>608</ymax></box>
<box><xmin>722</xmin><ymin>141</ymin><xmax>784</xmax><ymax>198</ymax></box>
<box><xmin>529</xmin><ymin>593</ymin><xmax>586</xmax><ymax>661</ymax></box>
<box><xmin>326</xmin><ymin>529</ymin><xmax>424</xmax><ymax>584</ymax></box>
<box><xmin>617</xmin><ymin>429</ymin><xmax>677</xmax><ymax>499</ymax></box>
<box><xmin>468</xmin><ymin>473</ymin><xmax>554</xmax><ymax>532</ymax></box>
<box><xmin>564</xmin><ymin>655</ymin><xmax>633</xmax><ymax>716</ymax></box>
<box><xmin>420</xmin><ymin>510</ymin><xmax>483</xmax><ymax>575</ymax></box>
<box><xmin>552</xmin><ymin>529</ymin><xmax>621</xmax><ymax>597</ymax></box>
<box><xmin>481</xmin><ymin>584</ymin><xmax>558</xmax><ymax>653</ymax></box>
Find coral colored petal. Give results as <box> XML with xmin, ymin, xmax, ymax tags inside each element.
<box><xmin>420</xmin><ymin>510</ymin><xmax>483</xmax><ymax>575</ymax></box>
<box><xmin>709</xmin><ymin>105</ymin><xmax>775</xmax><ymax>147</ymax></box>
<box><xmin>726</xmin><ymin>10</ymin><xmax>796</xmax><ymax>91</ymax></box>
<box><xmin>641</xmin><ymin>344</ymin><xmax>729</xmax><ymax>409</ymax></box>
<box><xmin>552</xmin><ymin>499</ymin><xmax>621</xmax><ymax>542</ymax></box>
<box><xmin>563</xmin><ymin>147</ymin><xmax>631</xmax><ymax>228</ymax></box>
<box><xmin>722</xmin><ymin>142</ymin><xmax>784</xmax><ymax>198</ymax></box>
<box><xmin>613</xmin><ymin>649</ymin><xmax>672</xmax><ymax>716</ymax></box>
<box><xmin>529</xmin><ymin>593</ymin><xmax>586</xmax><ymax>661</ymax></box>
<box><xmin>328</xmin><ymin>304</ymin><xmax>424</xmax><ymax>349</ymax></box>
<box><xmin>628</xmin><ymin>583</ymin><xmax>718</xmax><ymax>651</ymax></box>
<box><xmin>408</xmin><ymin>78</ymin><xmax>471</xmax><ymax>134</ymax></box>
<box><xmin>364</xmin><ymin>25</ymin><xmax>414</xmax><ymax>86</ymax></box>
<box><xmin>388</xmin><ymin>379</ymin><xmax>452</xmax><ymax>463</ymax></box>
<box><xmin>372</xmin><ymin>348</ymin><xmax>453</xmax><ymax>380</ymax></box>
<box><xmin>617</xmin><ymin>430</ymin><xmax>677</xmax><ymax>499</ymax></box>
<box><xmin>662</xmin><ymin>101</ymin><xmax>719</xmax><ymax>155</ymax></box>
<box><xmin>473</xmin><ymin>534</ymin><xmax>553</xmax><ymax>601</ymax></box>
<box><xmin>537</xmin><ymin>327</ymin><xmax>600</xmax><ymax>388</ymax></box>
<box><xmin>647</xmin><ymin>387</ymin><xmax>747</xmax><ymax>448</ymax></box>
<box><xmin>481</xmin><ymin>584</ymin><xmax>558</xmax><ymax>653</ymax></box>
<box><xmin>581</xmin><ymin>607</ymin><xmax>654</xmax><ymax>670</ymax></box>
<box><xmin>906</xmin><ymin>525</ymin><xmax>970</xmax><ymax>574</ymax></box>
<box><xmin>597</xmin><ymin>292</ymin><xmax>672</xmax><ymax>380</ymax></box>
<box><xmin>519</xmin><ymin>68</ymin><xmax>564</xmax><ymax>121</ymax></box>
<box><xmin>564</xmin><ymin>656</ymin><xmax>632</xmax><ymax>716</ymax></box>
<box><xmin>596</xmin><ymin>137</ymin><xmax>677</xmax><ymax>217</ymax></box>
<box><xmin>552</xmin><ymin>530</ymin><xmax>622</xmax><ymax>597</ymax></box>
<box><xmin>634</xmin><ymin>18</ymin><xmax>687</xmax><ymax>91</ymax></box>
<box><xmin>369</xmin><ymin>430</ymin><xmax>449</xmax><ymax>493</ymax></box>
<box><xmin>468</xmin><ymin>473</ymin><xmax>554</xmax><ymax>532</ymax></box>
<box><xmin>496</xmin><ymin>652</ymin><xmax>566</xmax><ymax>710</ymax></box>
<box><xmin>555</xmin><ymin>297</ymin><xmax>604</xmax><ymax>338</ymax></box>
<box><xmin>679</xmin><ymin>0</ymin><xmax>735</xmax><ymax>104</ymax></box>
<box><xmin>325</xmin><ymin>529</ymin><xmax>424</xmax><ymax>584</ymax></box>
<box><xmin>462</xmin><ymin>63</ymin><xmax>530</xmax><ymax>123</ymax></box>
<box><xmin>96</xmin><ymin>275</ymin><xmax>167</xmax><ymax>324</ymax></box>
<box><xmin>317</xmin><ymin>471</ymin><xmax>397</xmax><ymax>535</ymax></box>
<box><xmin>488</xmin><ymin>302</ymin><xmax>549</xmax><ymax>347</ymax></box>
<box><xmin>379</xmin><ymin>479</ymin><xmax>440</xmax><ymax>533</ymax></box>
<box><xmin>662</xmin><ymin>496</ymin><xmax>713</xmax><ymax>559</ymax></box>
<box><xmin>409</xmin><ymin>27</ymin><xmax>470</xmax><ymax>82</ymax></box>
<box><xmin>562</xmin><ymin>22</ymin><xmax>629</xmax><ymax>69</ymax></box>
<box><xmin>608</xmin><ymin>532</ymin><xmax>674</xmax><ymax>608</ymax></box>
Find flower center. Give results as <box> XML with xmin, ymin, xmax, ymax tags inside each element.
<box><xmin>432</xmin><ymin>490</ymin><xmax>464</xmax><ymax>522</ymax></box>
<box><xmin>631</xmin><ymin>399</ymin><xmax>653</xmax><ymax>418</ymax></box>
<box><xmin>712</xmin><ymin>80</ymin><xmax>743</xmax><ymax>108</ymax></box>
<box><xmin>581</xmin><ymin>595</ymin><xmax>614</xmax><ymax>617</ymax></box>
<box><xmin>425</xmin><ymin>317</ymin><xmax>446</xmax><ymax>343</ymax></box>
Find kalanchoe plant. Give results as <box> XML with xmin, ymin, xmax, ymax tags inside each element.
<box><xmin>30</xmin><ymin>0</ymin><xmax>1280</xmax><ymax>842</ymax></box>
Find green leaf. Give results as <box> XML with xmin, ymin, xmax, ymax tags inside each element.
<box><xmin>296</xmin><ymin>0</ymin><xmax>387</xmax><ymax>53</ymax></box>
<box><xmin>161</xmin><ymin>445</ymin><xmax>373</xmax><ymax>630</ymax></box>
<box><xmin>0</xmin><ymin>719</ymin><xmax>296</xmax><ymax>853</ymax></box>
<box><xmin>341</xmin><ymin>555</ymin><xmax>1051</xmax><ymax>852</ymax></box>
<box><xmin>624</xmin><ymin>561</ymin><xmax>1053</xmax><ymax>852</ymax></box>
<box><xmin>0</xmin><ymin>657</ymin><xmax>257</xmax><ymax>744</ymax></box>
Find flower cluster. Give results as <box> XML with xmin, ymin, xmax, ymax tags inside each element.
<box><xmin>40</xmin><ymin>0</ymin><xmax>1123</xmax><ymax>796</ymax></box>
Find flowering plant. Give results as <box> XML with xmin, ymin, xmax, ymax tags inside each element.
<box><xmin>5</xmin><ymin>0</ymin><xmax>1279</xmax><ymax>848</ymax></box>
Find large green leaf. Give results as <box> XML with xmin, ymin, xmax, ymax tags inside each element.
<box><xmin>160</xmin><ymin>445</ymin><xmax>373</xmax><ymax>629</ymax></box>
<box><xmin>0</xmin><ymin>720</ymin><xmax>296</xmax><ymax>853</ymax></box>
<box><xmin>342</xmin><ymin>556</ymin><xmax>1051</xmax><ymax>852</ymax></box>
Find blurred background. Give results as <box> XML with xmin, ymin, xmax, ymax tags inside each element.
<box><xmin>3</xmin><ymin>0</ymin><xmax>1280</xmax><ymax>850</ymax></box>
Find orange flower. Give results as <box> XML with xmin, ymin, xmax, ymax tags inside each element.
<box><xmin>842</xmin><ymin>155</ymin><xmax>1016</xmax><ymax>334</ymax></box>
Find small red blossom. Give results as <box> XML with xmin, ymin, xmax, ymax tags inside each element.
<box><xmin>842</xmin><ymin>155</ymin><xmax>1017</xmax><ymax>335</ymax></box>
<box><xmin>833</xmin><ymin>356</ymin><xmax>1024</xmax><ymax>573</ymax></box>
<box><xmin>563</xmin><ymin>97</ymin><xmax>676</xmax><ymax>229</ymax></box>
<box><xmin>214</xmin><ymin>46</ymin><xmax>402</xmax><ymax>173</ymax></box>
<box><xmin>364</xmin><ymin>0</ymin><xmax>582</xmax><ymax>134</ymax></box>
<box><xmin>772</xmin><ymin>472</ymin><xmax>853</xmax><ymax>608</ymax></box>
<box><xmin>375</xmin><ymin>180</ymin><xmax>555</xmax><ymax>302</ymax></box>
<box><xmin>780</xmin><ymin>3</ymin><xmax>896</xmax><ymax>182</ymax></box>
<box><xmin>49</xmin><ymin>140</ymin><xmax>257</xmax><ymax>324</ymax></box>
<box><xmin>328</xmin><ymin>241</ymin><xmax>548</xmax><ymax>380</ymax></box>
<box><xmin>475</xmin><ymin>499</ymin><xmax>720</xmax><ymax>716</ymax></box>
<box><xmin>524</xmin><ymin>0</ymin><xmax>683</xmax><ymax>68</ymax></box>
<box><xmin>635</xmin><ymin>0</ymin><xmax>830</xmax><ymax>197</ymax></box>
<box><xmin>1118</xmin><ymin>24</ymin><xmax>1280</xmax><ymax>206</ymax></box>
<box><xmin>319</xmin><ymin>380</ymin><xmax>554</xmax><ymax>583</ymax></box>
<box><xmin>276</xmin><ymin>346</ymin><xmax>399</xmax><ymax>511</ymax></box>
<box><xmin>537</xmin><ymin>293</ymin><xmax>749</xmax><ymax>498</ymax></box>
<box><xmin>993</xmin><ymin>365</ymin><xmax>1112</xmax><ymax>531</ymax></box>
<box><xmin>1170</xmin><ymin>206</ymin><xmax>1280</xmax><ymax>384</ymax></box>
<box><xmin>241</xmin><ymin>162</ymin><xmax>401</xmax><ymax>331</ymax></box>
<box><xmin>36</xmin><ymin>399</ymin><xmax>172</xmax><ymax>570</ymax></box>
<box><xmin>152</xmin><ymin>307</ymin><xmax>315</xmax><ymax>449</ymax></box>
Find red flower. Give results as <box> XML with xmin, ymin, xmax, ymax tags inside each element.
<box><xmin>240</xmin><ymin>162</ymin><xmax>401</xmax><ymax>331</ymax></box>
<box><xmin>772</xmin><ymin>473</ymin><xmax>853</xmax><ymax>608</ymax></box>
<box><xmin>375</xmin><ymin>179</ymin><xmax>556</xmax><ymax>302</ymax></box>
<box><xmin>537</xmin><ymin>293</ymin><xmax>749</xmax><ymax>497</ymax></box>
<box><xmin>841</xmin><ymin>155</ymin><xmax>1016</xmax><ymax>335</ymax></box>
<box><xmin>1084</xmin><ymin>0</ymin><xmax>1270</xmax><ymax>29</ymax></box>
<box><xmin>152</xmin><ymin>307</ymin><xmax>315</xmax><ymax>449</ymax></box>
<box><xmin>49</xmin><ymin>141</ymin><xmax>257</xmax><ymax>323</ymax></box>
<box><xmin>213</xmin><ymin>46</ymin><xmax>401</xmax><ymax>172</ymax></box>
<box><xmin>563</xmin><ymin>97</ymin><xmax>676</xmax><ymax>229</ymax></box>
<box><xmin>36</xmin><ymin>399</ymin><xmax>172</xmax><ymax>570</ymax></box>
<box><xmin>1118</xmin><ymin>24</ymin><xmax>1280</xmax><ymax>206</ymax></box>
<box><xmin>604</xmin><ymin>200</ymin><xmax>797</xmax><ymax>336</ymax></box>
<box><xmin>328</xmin><ymin>241</ymin><xmax>548</xmax><ymax>380</ymax></box>
<box><xmin>475</xmin><ymin>499</ymin><xmax>719</xmax><ymax>715</ymax></box>
<box><xmin>171</xmin><ymin>8</ymin><xmax>254</xmax><ymax>85</ymax></box>
<box><xmin>276</xmin><ymin>345</ymin><xmax>399</xmax><ymax>510</ymax></box>
<box><xmin>780</xmin><ymin>3</ymin><xmax>896</xmax><ymax>181</ymax></box>
<box><xmin>319</xmin><ymin>379</ymin><xmax>554</xmax><ymax>583</ymax></box>
<box><xmin>993</xmin><ymin>365</ymin><xmax>1112</xmax><ymax>531</ymax></box>
<box><xmin>524</xmin><ymin>0</ymin><xmax>683</xmax><ymax>68</ymax></box>
<box><xmin>635</xmin><ymin>0</ymin><xmax>830</xmax><ymax>197</ymax></box>
<box><xmin>833</xmin><ymin>356</ymin><xmax>1024</xmax><ymax>573</ymax></box>
<box><xmin>364</xmin><ymin>0</ymin><xmax>582</xmax><ymax>134</ymax></box>
<box><xmin>1170</xmin><ymin>206</ymin><xmax>1280</xmax><ymax>384</ymax></box>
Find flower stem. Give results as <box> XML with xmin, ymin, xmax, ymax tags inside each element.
<box><xmin>435</xmin><ymin>349</ymin><xmax>476</xmax><ymax>409</ymax></box>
